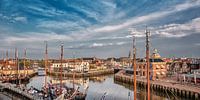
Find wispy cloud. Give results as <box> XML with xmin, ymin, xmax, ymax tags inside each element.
<box><xmin>14</xmin><ymin>16</ymin><xmax>27</xmax><ymax>23</ymax></box>
<box><xmin>194</xmin><ymin>43</ymin><xmax>200</xmax><ymax>46</ymax></box>
<box><xmin>90</xmin><ymin>42</ymin><xmax>127</xmax><ymax>48</ymax></box>
<box><xmin>27</xmin><ymin>5</ymin><xmax>66</xmax><ymax>17</ymax></box>
<box><xmin>67</xmin><ymin>42</ymin><xmax>128</xmax><ymax>49</ymax></box>
<box><xmin>0</xmin><ymin>0</ymin><xmax>200</xmax><ymax>58</ymax></box>
<box><xmin>0</xmin><ymin>14</ymin><xmax>27</xmax><ymax>23</ymax></box>
<box><xmin>154</xmin><ymin>17</ymin><xmax>200</xmax><ymax>38</ymax></box>
<box><xmin>4</xmin><ymin>32</ymin><xmax>73</xmax><ymax>43</ymax></box>
<box><xmin>92</xmin><ymin>1</ymin><xmax>200</xmax><ymax>33</ymax></box>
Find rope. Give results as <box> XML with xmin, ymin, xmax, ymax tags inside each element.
<box><xmin>168</xmin><ymin>88</ymin><xmax>178</xmax><ymax>100</ymax></box>
<box><xmin>165</xmin><ymin>89</ymin><xmax>170</xmax><ymax>99</ymax></box>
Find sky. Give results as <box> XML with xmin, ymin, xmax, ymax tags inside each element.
<box><xmin>0</xmin><ymin>0</ymin><xmax>200</xmax><ymax>59</ymax></box>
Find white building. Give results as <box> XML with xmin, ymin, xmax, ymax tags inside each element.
<box><xmin>51</xmin><ymin>59</ymin><xmax>89</xmax><ymax>72</ymax></box>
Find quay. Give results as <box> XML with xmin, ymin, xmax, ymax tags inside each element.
<box><xmin>49</xmin><ymin>69</ymin><xmax>114</xmax><ymax>78</ymax></box>
<box><xmin>0</xmin><ymin>72</ymin><xmax>39</xmax><ymax>100</ymax></box>
<box><xmin>0</xmin><ymin>83</ymin><xmax>34</xmax><ymax>100</ymax></box>
<box><xmin>1</xmin><ymin>71</ymin><xmax>37</xmax><ymax>83</ymax></box>
<box><xmin>114</xmin><ymin>71</ymin><xmax>200</xmax><ymax>100</ymax></box>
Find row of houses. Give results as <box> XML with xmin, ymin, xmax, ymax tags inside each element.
<box><xmin>50</xmin><ymin>59</ymin><xmax>90</xmax><ymax>72</ymax></box>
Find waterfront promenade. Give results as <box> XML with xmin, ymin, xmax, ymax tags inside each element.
<box><xmin>114</xmin><ymin>70</ymin><xmax>200</xmax><ymax>100</ymax></box>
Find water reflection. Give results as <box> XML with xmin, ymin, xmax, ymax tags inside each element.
<box><xmin>26</xmin><ymin>75</ymin><xmax>188</xmax><ymax>100</ymax></box>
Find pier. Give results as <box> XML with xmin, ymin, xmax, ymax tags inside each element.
<box><xmin>114</xmin><ymin>71</ymin><xmax>200</xmax><ymax>100</ymax></box>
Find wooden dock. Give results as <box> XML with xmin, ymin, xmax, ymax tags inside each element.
<box><xmin>0</xmin><ymin>83</ymin><xmax>34</xmax><ymax>100</ymax></box>
<box><xmin>114</xmin><ymin>71</ymin><xmax>200</xmax><ymax>100</ymax></box>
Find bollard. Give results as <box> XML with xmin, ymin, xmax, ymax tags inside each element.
<box><xmin>195</xmin><ymin>93</ymin><xmax>198</xmax><ymax>100</ymax></box>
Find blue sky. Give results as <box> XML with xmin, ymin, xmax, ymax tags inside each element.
<box><xmin>0</xmin><ymin>0</ymin><xmax>200</xmax><ymax>59</ymax></box>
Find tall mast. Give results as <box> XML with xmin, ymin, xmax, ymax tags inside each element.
<box><xmin>129</xmin><ymin>50</ymin><xmax>131</xmax><ymax>68</ymax></box>
<box><xmin>24</xmin><ymin>49</ymin><xmax>26</xmax><ymax>77</ymax></box>
<box><xmin>1</xmin><ymin>51</ymin><xmax>4</xmax><ymax>78</ymax></box>
<box><xmin>60</xmin><ymin>42</ymin><xmax>64</xmax><ymax>93</ymax></box>
<box><xmin>6</xmin><ymin>50</ymin><xmax>8</xmax><ymax>81</ymax></box>
<box><xmin>73</xmin><ymin>52</ymin><xmax>75</xmax><ymax>90</ymax></box>
<box><xmin>44</xmin><ymin>41</ymin><xmax>48</xmax><ymax>92</ymax></box>
<box><xmin>145</xmin><ymin>27</ymin><xmax>150</xmax><ymax>100</ymax></box>
<box><xmin>15</xmin><ymin>48</ymin><xmax>19</xmax><ymax>85</ymax></box>
<box><xmin>6</xmin><ymin>50</ymin><xmax>8</xmax><ymax>70</ymax></box>
<box><xmin>132</xmin><ymin>36</ymin><xmax>137</xmax><ymax>100</ymax></box>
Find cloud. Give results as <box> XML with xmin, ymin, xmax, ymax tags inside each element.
<box><xmin>92</xmin><ymin>0</ymin><xmax>200</xmax><ymax>33</ymax></box>
<box><xmin>90</xmin><ymin>42</ymin><xmax>128</xmax><ymax>48</ymax></box>
<box><xmin>4</xmin><ymin>32</ymin><xmax>73</xmax><ymax>43</ymax></box>
<box><xmin>154</xmin><ymin>17</ymin><xmax>200</xmax><ymax>38</ymax></box>
<box><xmin>27</xmin><ymin>5</ymin><xmax>66</xmax><ymax>17</ymax></box>
<box><xmin>37</xmin><ymin>21</ymin><xmax>79</xmax><ymax>29</ymax></box>
<box><xmin>67</xmin><ymin>42</ymin><xmax>128</xmax><ymax>49</ymax></box>
<box><xmin>194</xmin><ymin>43</ymin><xmax>200</xmax><ymax>46</ymax></box>
<box><xmin>36</xmin><ymin>19</ymin><xmax>91</xmax><ymax>31</ymax></box>
<box><xmin>0</xmin><ymin>14</ymin><xmax>27</xmax><ymax>23</ymax></box>
<box><xmin>101</xmin><ymin>1</ymin><xmax>116</xmax><ymax>8</ymax></box>
<box><xmin>14</xmin><ymin>16</ymin><xmax>27</xmax><ymax>23</ymax></box>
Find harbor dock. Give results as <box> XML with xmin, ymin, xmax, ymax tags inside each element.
<box><xmin>114</xmin><ymin>71</ymin><xmax>200</xmax><ymax>100</ymax></box>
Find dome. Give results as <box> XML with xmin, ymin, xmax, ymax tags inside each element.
<box><xmin>151</xmin><ymin>49</ymin><xmax>161</xmax><ymax>58</ymax></box>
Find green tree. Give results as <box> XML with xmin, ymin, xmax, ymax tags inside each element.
<box><xmin>19</xmin><ymin>59</ymin><xmax>32</xmax><ymax>69</ymax></box>
<box><xmin>38</xmin><ymin>60</ymin><xmax>45</xmax><ymax>68</ymax></box>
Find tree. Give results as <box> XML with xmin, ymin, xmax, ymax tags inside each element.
<box><xmin>38</xmin><ymin>60</ymin><xmax>45</xmax><ymax>68</ymax></box>
<box><xmin>19</xmin><ymin>59</ymin><xmax>32</xmax><ymax>70</ymax></box>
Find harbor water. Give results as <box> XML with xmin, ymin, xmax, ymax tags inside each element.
<box><xmin>26</xmin><ymin>75</ymin><xmax>178</xmax><ymax>100</ymax></box>
<box><xmin>0</xmin><ymin>74</ymin><xmax>190</xmax><ymax>100</ymax></box>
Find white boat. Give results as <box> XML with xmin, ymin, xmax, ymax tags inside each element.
<box><xmin>38</xmin><ymin>68</ymin><xmax>45</xmax><ymax>76</ymax></box>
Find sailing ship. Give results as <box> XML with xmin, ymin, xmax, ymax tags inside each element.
<box><xmin>41</xmin><ymin>42</ymin><xmax>87</xmax><ymax>100</ymax></box>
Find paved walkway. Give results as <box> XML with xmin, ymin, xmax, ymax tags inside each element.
<box><xmin>116</xmin><ymin>71</ymin><xmax>200</xmax><ymax>94</ymax></box>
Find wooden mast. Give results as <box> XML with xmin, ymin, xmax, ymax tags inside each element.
<box><xmin>145</xmin><ymin>27</ymin><xmax>150</xmax><ymax>100</ymax></box>
<box><xmin>73</xmin><ymin>52</ymin><xmax>75</xmax><ymax>90</ymax></box>
<box><xmin>44</xmin><ymin>41</ymin><xmax>48</xmax><ymax>92</ymax></box>
<box><xmin>132</xmin><ymin>36</ymin><xmax>137</xmax><ymax>100</ymax></box>
<box><xmin>60</xmin><ymin>42</ymin><xmax>64</xmax><ymax>94</ymax></box>
<box><xmin>6</xmin><ymin>50</ymin><xmax>8</xmax><ymax>81</ymax></box>
<box><xmin>23</xmin><ymin>49</ymin><xmax>26</xmax><ymax>77</ymax></box>
<box><xmin>1</xmin><ymin>51</ymin><xmax>4</xmax><ymax>78</ymax></box>
<box><xmin>15</xmin><ymin>48</ymin><xmax>19</xmax><ymax>85</ymax></box>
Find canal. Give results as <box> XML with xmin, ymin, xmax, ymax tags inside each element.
<box><xmin>0</xmin><ymin>74</ymin><xmax>189</xmax><ymax>100</ymax></box>
<box><xmin>26</xmin><ymin>74</ymin><xmax>182</xmax><ymax>100</ymax></box>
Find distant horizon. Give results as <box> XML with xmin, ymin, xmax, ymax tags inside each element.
<box><xmin>1</xmin><ymin>49</ymin><xmax>199</xmax><ymax>60</ymax></box>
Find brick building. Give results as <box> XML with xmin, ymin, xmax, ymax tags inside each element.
<box><xmin>136</xmin><ymin>49</ymin><xmax>167</xmax><ymax>80</ymax></box>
